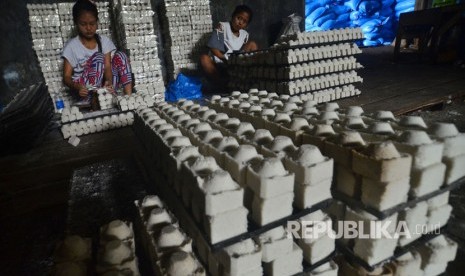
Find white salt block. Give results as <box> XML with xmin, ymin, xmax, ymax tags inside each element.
<box><xmin>224</xmin><ymin>145</ymin><xmax>260</xmax><ymax>185</ymax></box>
<box><xmin>353</xmin><ymin>237</ymin><xmax>398</xmax><ymax>266</ymax></box>
<box><xmin>417</xmin><ymin>235</ymin><xmax>458</xmax><ymax>276</ymax></box>
<box><xmin>410</xmin><ymin>162</ymin><xmax>446</xmax><ymax>197</ymax></box>
<box><xmin>68</xmin><ymin>136</ymin><xmax>80</xmax><ymax>147</ymax></box>
<box><xmin>251</xmin><ymin>129</ymin><xmax>274</xmax><ymax>147</ymax></box>
<box><xmin>101</xmin><ymin>240</ymin><xmax>133</xmax><ymax>265</ymax></box>
<box><xmin>352</xmin><ymin>141</ymin><xmax>412</xmax><ymax>182</ymax></box>
<box><xmin>262</xmin><ymin>243</ymin><xmax>303</xmax><ymax>276</ymax></box>
<box><xmin>192</xmin><ymin>170</ymin><xmax>244</xmax><ymax>217</ymax></box>
<box><xmin>204</xmin><ymin>207</ymin><xmax>249</xmax><ymax>244</ymax></box>
<box><xmin>395</xmin><ymin>130</ymin><xmax>444</xmax><ymax>169</ymax></box>
<box><xmin>102</xmin><ymin>220</ymin><xmax>133</xmax><ymax>241</ymax></box>
<box><xmin>443</xmin><ymin>154</ymin><xmax>465</xmax><ymax>184</ymax></box>
<box><xmin>284</xmin><ymin>144</ymin><xmax>333</xmax><ymax>185</ymax></box>
<box><xmin>394</xmin><ymin>251</ymin><xmax>422</xmax><ymax>276</ymax></box>
<box><xmin>427</xmin><ymin>191</ymin><xmax>449</xmax><ymax>208</ymax></box>
<box><xmin>294</xmin><ymin>179</ymin><xmax>332</xmax><ymax>209</ymax></box>
<box><xmin>335</xmin><ymin>164</ymin><xmax>362</xmax><ymax>198</ymax></box>
<box><xmin>298</xmin><ymin>233</ymin><xmax>335</xmax><ymax>265</ymax></box>
<box><xmin>428</xmin><ymin>123</ymin><xmax>465</xmax><ymax>158</ymax></box>
<box><xmin>255</xmin><ymin>226</ymin><xmax>293</xmax><ymax>262</ymax></box>
<box><xmin>398</xmin><ymin>201</ymin><xmax>428</xmax><ymax>246</ymax></box>
<box><xmin>361</xmin><ymin>176</ymin><xmax>410</xmax><ymax>211</ymax></box>
<box><xmin>146</xmin><ymin>208</ymin><xmax>173</xmax><ymax>231</ymax></box>
<box><xmin>246</xmin><ymin>157</ymin><xmax>294</xmax><ymax>198</ymax></box>
<box><xmin>398</xmin><ymin>116</ymin><xmax>427</xmax><ymax>129</ymax></box>
<box><xmin>345</xmin><ymin>207</ymin><xmax>399</xmax><ymax>236</ymax></box>
<box><xmin>217</xmin><ymin>239</ymin><xmax>262</xmax><ymax>275</ymax></box>
<box><xmin>165</xmin><ymin>251</ymin><xmax>205</xmax><ymax>276</ymax></box>
<box><xmin>324</xmin><ymin>131</ymin><xmax>366</xmax><ymax>168</ymax></box>
<box><xmin>261</xmin><ymin>136</ymin><xmax>297</xmax><ymax>159</ymax></box>
<box><xmin>181</xmin><ymin>156</ymin><xmax>221</xmax><ymax>206</ymax></box>
<box><xmin>252</xmin><ymin>192</ymin><xmax>293</xmax><ymax>226</ymax></box>
<box><xmin>426</xmin><ymin>204</ymin><xmax>452</xmax><ymax>233</ymax></box>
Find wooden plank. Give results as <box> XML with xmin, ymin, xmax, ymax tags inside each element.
<box><xmin>362</xmin><ymin>79</ymin><xmax>465</xmax><ymax>114</ymax></box>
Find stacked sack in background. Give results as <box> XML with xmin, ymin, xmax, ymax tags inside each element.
<box><xmin>304</xmin><ymin>0</ymin><xmax>415</xmax><ymax>46</ymax></box>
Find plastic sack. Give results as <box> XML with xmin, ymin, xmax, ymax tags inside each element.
<box><xmin>165</xmin><ymin>73</ymin><xmax>202</xmax><ymax>102</ymax></box>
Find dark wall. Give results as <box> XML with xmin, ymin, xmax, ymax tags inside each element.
<box><xmin>0</xmin><ymin>0</ymin><xmax>45</xmax><ymax>109</ymax></box>
<box><xmin>0</xmin><ymin>0</ymin><xmax>304</xmax><ymax>108</ymax></box>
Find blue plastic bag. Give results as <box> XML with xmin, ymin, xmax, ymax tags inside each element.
<box><xmin>165</xmin><ymin>73</ymin><xmax>203</xmax><ymax>102</ymax></box>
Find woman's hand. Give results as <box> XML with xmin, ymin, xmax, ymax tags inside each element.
<box><xmin>104</xmin><ymin>80</ymin><xmax>115</xmax><ymax>94</ymax></box>
<box><xmin>78</xmin><ymin>85</ymin><xmax>89</xmax><ymax>98</ymax></box>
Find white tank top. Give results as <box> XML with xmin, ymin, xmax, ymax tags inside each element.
<box><xmin>219</xmin><ymin>22</ymin><xmax>249</xmax><ymax>55</ymax></box>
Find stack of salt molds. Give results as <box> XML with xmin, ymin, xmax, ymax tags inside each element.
<box><xmin>131</xmin><ymin>106</ymin><xmax>248</xmax><ymax>247</ymax></box>
<box><xmin>132</xmin><ymin>101</ymin><xmax>339</xmax><ymax>275</ymax></box>
<box><xmin>111</xmin><ymin>0</ymin><xmax>165</xmax><ymax>100</ymax></box>
<box><xmin>61</xmin><ymin>112</ymin><xmax>134</xmax><ymax>139</ymax></box>
<box><xmin>135</xmin><ymin>195</ymin><xmax>205</xmax><ymax>275</ymax></box>
<box><xmin>227</xmin><ymin>28</ymin><xmax>364</xmax><ymax>102</ymax></box>
<box><xmin>97</xmin><ymin>220</ymin><xmax>140</xmax><ymax>275</ymax></box>
<box><xmin>97</xmin><ymin>88</ymin><xmax>116</xmax><ymax>110</ymax></box>
<box><xmin>159</xmin><ymin>0</ymin><xmax>212</xmax><ymax>80</ymax></box>
<box><xmin>116</xmin><ymin>93</ymin><xmax>156</xmax><ymax>111</ymax></box>
<box><xmin>254</xmin><ymin>226</ymin><xmax>304</xmax><ymax>276</ymax></box>
<box><xmin>206</xmin><ymin>90</ymin><xmax>463</xmax><ymax>274</ymax></box>
<box><xmin>27</xmin><ymin>3</ymin><xmax>67</xmax><ymax>111</ymax></box>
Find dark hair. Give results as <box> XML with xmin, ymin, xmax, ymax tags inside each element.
<box><xmin>232</xmin><ymin>5</ymin><xmax>253</xmax><ymax>23</ymax></box>
<box><xmin>72</xmin><ymin>0</ymin><xmax>99</xmax><ymax>24</ymax></box>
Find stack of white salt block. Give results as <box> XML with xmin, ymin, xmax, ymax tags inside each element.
<box><xmin>394</xmin><ymin>129</ymin><xmax>446</xmax><ymax>198</ymax></box>
<box><xmin>390</xmin><ymin>235</ymin><xmax>458</xmax><ymax>276</ymax></box>
<box><xmin>428</xmin><ymin>122</ymin><xmax>465</xmax><ymax>185</ymax></box>
<box><xmin>52</xmin><ymin>235</ymin><xmax>92</xmax><ymax>276</ymax></box>
<box><xmin>135</xmin><ymin>105</ymin><xmax>249</xmax><ymax>245</ymax></box>
<box><xmin>61</xmin><ymin>106</ymin><xmax>84</xmax><ymax>123</ymax></box>
<box><xmin>61</xmin><ymin>112</ymin><xmax>134</xmax><ymax>139</ymax></box>
<box><xmin>296</xmin><ymin>210</ymin><xmax>336</xmax><ymax>266</ymax></box>
<box><xmin>224</xmin><ymin>145</ymin><xmax>262</xmax><ymax>209</ymax></box>
<box><xmin>97</xmin><ymin>88</ymin><xmax>115</xmax><ymax>110</ymax></box>
<box><xmin>190</xmin><ymin>169</ymin><xmax>247</xmax><ymax>243</ymax></box>
<box><xmin>255</xmin><ymin>226</ymin><xmax>303</xmax><ymax>276</ymax></box>
<box><xmin>325</xmin><ymin>130</ymin><xmax>366</xmax><ymax>199</ymax></box>
<box><xmin>352</xmin><ymin>141</ymin><xmax>412</xmax><ymax>211</ymax></box>
<box><xmin>344</xmin><ymin>207</ymin><xmax>399</xmax><ymax>266</ymax></box>
<box><xmin>117</xmin><ymin>93</ymin><xmax>155</xmax><ymax>111</ymax></box>
<box><xmin>178</xmin><ymin>100</ymin><xmax>336</xmax><ymax>214</ymax></box>
<box><xmin>97</xmin><ymin>220</ymin><xmax>140</xmax><ymax>275</ymax></box>
<box><xmin>181</xmin><ymin>157</ymin><xmax>248</xmax><ymax>244</ymax></box>
<box><xmin>416</xmin><ymin>234</ymin><xmax>457</xmax><ymax>276</ymax></box>
<box><xmin>284</xmin><ymin>144</ymin><xmax>333</xmax><ymax>209</ymax></box>
<box><xmin>209</xmin><ymin>239</ymin><xmax>263</xmax><ymax>276</ymax></box>
<box><xmin>246</xmin><ymin>157</ymin><xmax>295</xmax><ymax>226</ymax></box>
<box><xmin>135</xmin><ymin>195</ymin><xmax>205</xmax><ymax>275</ymax></box>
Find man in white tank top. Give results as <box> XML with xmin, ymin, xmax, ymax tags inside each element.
<box><xmin>200</xmin><ymin>5</ymin><xmax>258</xmax><ymax>91</ymax></box>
